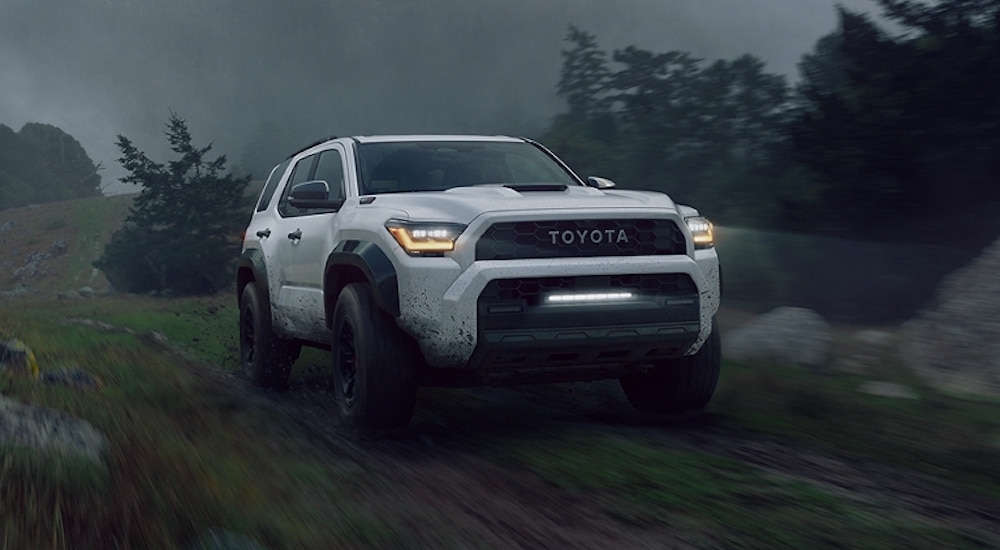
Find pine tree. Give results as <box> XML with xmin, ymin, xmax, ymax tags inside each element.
<box><xmin>95</xmin><ymin>113</ymin><xmax>250</xmax><ymax>294</ymax></box>
<box><xmin>557</xmin><ymin>25</ymin><xmax>611</xmax><ymax>118</ymax></box>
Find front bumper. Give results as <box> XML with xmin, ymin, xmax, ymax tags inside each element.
<box><xmin>395</xmin><ymin>251</ymin><xmax>720</xmax><ymax>370</ymax></box>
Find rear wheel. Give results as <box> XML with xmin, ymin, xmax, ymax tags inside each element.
<box><xmin>332</xmin><ymin>283</ymin><xmax>418</xmax><ymax>432</ymax></box>
<box><xmin>620</xmin><ymin>316</ymin><xmax>721</xmax><ymax>415</ymax></box>
<box><xmin>240</xmin><ymin>283</ymin><xmax>298</xmax><ymax>390</ymax></box>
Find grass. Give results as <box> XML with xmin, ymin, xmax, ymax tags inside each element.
<box><xmin>712</xmin><ymin>358</ymin><xmax>1000</xmax><ymax>497</ymax></box>
<box><xmin>498</xmin><ymin>430</ymin><xmax>994</xmax><ymax>549</ymax></box>
<box><xmin>0</xmin><ymin>194</ymin><xmax>133</xmax><ymax>294</ymax></box>
<box><xmin>3</xmin><ymin>295</ymin><xmax>999</xmax><ymax>548</ymax></box>
<box><xmin>0</xmin><ymin>302</ymin><xmax>401</xmax><ymax>549</ymax></box>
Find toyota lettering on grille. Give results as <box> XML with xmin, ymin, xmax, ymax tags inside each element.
<box><xmin>475</xmin><ymin>219</ymin><xmax>685</xmax><ymax>260</ymax></box>
<box><xmin>548</xmin><ymin>228</ymin><xmax>629</xmax><ymax>245</ymax></box>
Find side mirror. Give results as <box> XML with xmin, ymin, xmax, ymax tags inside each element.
<box><xmin>288</xmin><ymin>180</ymin><xmax>344</xmax><ymax>210</ymax></box>
<box><xmin>586</xmin><ymin>176</ymin><xmax>616</xmax><ymax>189</ymax></box>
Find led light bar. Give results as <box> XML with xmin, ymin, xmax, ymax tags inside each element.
<box><xmin>546</xmin><ymin>292</ymin><xmax>635</xmax><ymax>304</ymax></box>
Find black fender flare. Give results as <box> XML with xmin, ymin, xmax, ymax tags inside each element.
<box><xmin>236</xmin><ymin>248</ymin><xmax>274</xmax><ymax>323</ymax></box>
<box><xmin>324</xmin><ymin>240</ymin><xmax>399</xmax><ymax>326</ymax></box>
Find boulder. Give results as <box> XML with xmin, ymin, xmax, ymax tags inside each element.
<box><xmin>900</xmin><ymin>237</ymin><xmax>1000</xmax><ymax>397</ymax></box>
<box><xmin>723</xmin><ymin>306</ymin><xmax>831</xmax><ymax>368</ymax></box>
<box><xmin>0</xmin><ymin>395</ymin><xmax>107</xmax><ymax>465</ymax></box>
<box><xmin>857</xmin><ymin>381</ymin><xmax>919</xmax><ymax>400</ymax></box>
<box><xmin>0</xmin><ymin>338</ymin><xmax>38</xmax><ymax>377</ymax></box>
<box><xmin>39</xmin><ymin>366</ymin><xmax>103</xmax><ymax>391</ymax></box>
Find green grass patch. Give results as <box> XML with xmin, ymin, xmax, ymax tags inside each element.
<box><xmin>21</xmin><ymin>293</ymin><xmax>242</xmax><ymax>370</ymax></box>
<box><xmin>44</xmin><ymin>218</ymin><xmax>67</xmax><ymax>232</ymax></box>
<box><xmin>66</xmin><ymin>194</ymin><xmax>133</xmax><ymax>288</ymax></box>
<box><xmin>713</xmin><ymin>359</ymin><xmax>1000</xmax><ymax>496</ymax></box>
<box><xmin>0</xmin><ymin>303</ymin><xmax>402</xmax><ymax>549</ymax></box>
<box><xmin>499</xmin><ymin>430</ymin><xmax>994</xmax><ymax>549</ymax></box>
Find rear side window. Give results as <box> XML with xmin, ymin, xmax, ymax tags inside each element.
<box><xmin>256</xmin><ymin>159</ymin><xmax>291</xmax><ymax>212</ymax></box>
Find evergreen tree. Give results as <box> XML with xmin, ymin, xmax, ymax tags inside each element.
<box><xmin>0</xmin><ymin>122</ymin><xmax>100</xmax><ymax>210</ymax></box>
<box><xmin>791</xmin><ymin>0</ymin><xmax>1000</xmax><ymax>245</ymax></box>
<box><xmin>95</xmin><ymin>113</ymin><xmax>251</xmax><ymax>294</ymax></box>
<box><xmin>19</xmin><ymin>123</ymin><xmax>102</xmax><ymax>198</ymax></box>
<box><xmin>556</xmin><ymin>25</ymin><xmax>611</xmax><ymax>118</ymax></box>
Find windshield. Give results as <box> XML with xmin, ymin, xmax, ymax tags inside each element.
<box><xmin>355</xmin><ymin>141</ymin><xmax>580</xmax><ymax>195</ymax></box>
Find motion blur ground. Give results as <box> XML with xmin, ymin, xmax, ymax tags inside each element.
<box><xmin>1</xmin><ymin>290</ymin><xmax>998</xmax><ymax>548</ymax></box>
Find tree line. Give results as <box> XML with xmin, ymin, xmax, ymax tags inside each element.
<box><xmin>0</xmin><ymin>122</ymin><xmax>103</xmax><ymax>210</ymax></box>
<box><xmin>544</xmin><ymin>0</ymin><xmax>1000</xmax><ymax>250</ymax></box>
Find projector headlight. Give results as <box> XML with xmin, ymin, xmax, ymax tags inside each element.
<box><xmin>386</xmin><ymin>220</ymin><xmax>466</xmax><ymax>255</ymax></box>
<box><xmin>685</xmin><ymin>216</ymin><xmax>714</xmax><ymax>250</ymax></box>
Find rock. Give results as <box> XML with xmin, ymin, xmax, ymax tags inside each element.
<box><xmin>723</xmin><ymin>306</ymin><xmax>831</xmax><ymax>368</ymax></box>
<box><xmin>49</xmin><ymin>240</ymin><xmax>68</xmax><ymax>255</ymax></box>
<box><xmin>0</xmin><ymin>338</ymin><xmax>39</xmax><ymax>377</ymax></box>
<box><xmin>39</xmin><ymin>366</ymin><xmax>103</xmax><ymax>391</ymax></box>
<box><xmin>13</xmin><ymin>251</ymin><xmax>54</xmax><ymax>281</ymax></box>
<box><xmin>0</xmin><ymin>395</ymin><xmax>107</xmax><ymax>465</ymax></box>
<box><xmin>900</xmin><ymin>237</ymin><xmax>1000</xmax><ymax>397</ymax></box>
<box><xmin>836</xmin><ymin>354</ymin><xmax>877</xmax><ymax>375</ymax></box>
<box><xmin>857</xmin><ymin>381</ymin><xmax>919</xmax><ymax>399</ymax></box>
<box><xmin>57</xmin><ymin>290</ymin><xmax>81</xmax><ymax>300</ymax></box>
<box><xmin>0</xmin><ymin>283</ymin><xmax>34</xmax><ymax>298</ymax></box>
<box><xmin>853</xmin><ymin>330</ymin><xmax>895</xmax><ymax>347</ymax></box>
<box><xmin>0</xmin><ymin>220</ymin><xmax>14</xmax><ymax>232</ymax></box>
<box><xmin>78</xmin><ymin>286</ymin><xmax>95</xmax><ymax>298</ymax></box>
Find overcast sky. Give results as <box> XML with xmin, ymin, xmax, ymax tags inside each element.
<box><xmin>0</xmin><ymin>0</ymin><xmax>881</xmax><ymax>192</ymax></box>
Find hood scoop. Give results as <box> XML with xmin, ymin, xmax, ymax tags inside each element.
<box><xmin>503</xmin><ymin>184</ymin><xmax>567</xmax><ymax>193</ymax></box>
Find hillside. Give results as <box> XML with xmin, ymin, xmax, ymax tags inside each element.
<box><xmin>0</xmin><ymin>194</ymin><xmax>134</xmax><ymax>296</ymax></box>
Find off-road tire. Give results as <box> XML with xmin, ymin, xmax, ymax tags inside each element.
<box><xmin>240</xmin><ymin>283</ymin><xmax>298</xmax><ymax>390</ymax></box>
<box><xmin>332</xmin><ymin>283</ymin><xmax>418</xmax><ymax>432</ymax></box>
<box><xmin>620</xmin><ymin>316</ymin><xmax>721</xmax><ymax>415</ymax></box>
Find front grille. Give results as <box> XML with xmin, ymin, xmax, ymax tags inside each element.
<box><xmin>476</xmin><ymin>219</ymin><xmax>686</xmax><ymax>260</ymax></box>
<box><xmin>479</xmin><ymin>274</ymin><xmax>697</xmax><ymax>307</ymax></box>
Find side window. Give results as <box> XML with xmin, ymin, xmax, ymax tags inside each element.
<box><xmin>278</xmin><ymin>154</ymin><xmax>318</xmax><ymax>217</ymax></box>
<box><xmin>313</xmin><ymin>149</ymin><xmax>345</xmax><ymax>200</ymax></box>
<box><xmin>256</xmin><ymin>159</ymin><xmax>291</xmax><ymax>212</ymax></box>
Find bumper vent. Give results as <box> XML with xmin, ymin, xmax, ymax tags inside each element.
<box><xmin>476</xmin><ymin>219</ymin><xmax>686</xmax><ymax>260</ymax></box>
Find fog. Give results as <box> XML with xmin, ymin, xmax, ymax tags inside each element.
<box><xmin>1</xmin><ymin>0</ymin><xmax>877</xmax><ymax>192</ymax></box>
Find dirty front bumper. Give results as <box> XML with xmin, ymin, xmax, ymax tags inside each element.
<box><xmin>395</xmin><ymin>252</ymin><xmax>720</xmax><ymax>373</ymax></box>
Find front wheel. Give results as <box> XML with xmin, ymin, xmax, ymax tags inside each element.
<box><xmin>620</xmin><ymin>316</ymin><xmax>721</xmax><ymax>415</ymax></box>
<box><xmin>239</xmin><ymin>283</ymin><xmax>298</xmax><ymax>390</ymax></box>
<box><xmin>332</xmin><ymin>283</ymin><xmax>418</xmax><ymax>432</ymax></box>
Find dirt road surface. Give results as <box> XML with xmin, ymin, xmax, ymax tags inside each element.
<box><xmin>201</xmin><ymin>363</ymin><xmax>1000</xmax><ymax>549</ymax></box>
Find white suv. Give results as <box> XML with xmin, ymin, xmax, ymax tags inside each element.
<box><xmin>237</xmin><ymin>135</ymin><xmax>721</xmax><ymax>431</ymax></box>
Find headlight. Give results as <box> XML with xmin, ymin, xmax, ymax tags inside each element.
<box><xmin>385</xmin><ymin>220</ymin><xmax>466</xmax><ymax>255</ymax></box>
<box><xmin>685</xmin><ymin>216</ymin><xmax>714</xmax><ymax>249</ymax></box>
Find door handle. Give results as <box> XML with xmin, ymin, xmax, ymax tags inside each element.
<box><xmin>256</xmin><ymin>228</ymin><xmax>271</xmax><ymax>238</ymax></box>
<box><xmin>287</xmin><ymin>229</ymin><xmax>302</xmax><ymax>240</ymax></box>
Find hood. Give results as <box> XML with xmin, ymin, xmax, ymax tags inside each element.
<box><xmin>362</xmin><ymin>185</ymin><xmax>678</xmax><ymax>223</ymax></box>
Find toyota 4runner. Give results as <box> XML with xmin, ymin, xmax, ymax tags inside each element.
<box><xmin>237</xmin><ymin>135</ymin><xmax>721</xmax><ymax>431</ymax></box>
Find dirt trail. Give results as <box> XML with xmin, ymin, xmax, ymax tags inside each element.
<box><xmin>200</xmin><ymin>364</ymin><xmax>1000</xmax><ymax>548</ymax></box>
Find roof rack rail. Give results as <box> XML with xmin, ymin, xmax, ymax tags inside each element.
<box><xmin>285</xmin><ymin>135</ymin><xmax>338</xmax><ymax>159</ymax></box>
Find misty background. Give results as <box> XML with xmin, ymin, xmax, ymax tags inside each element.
<box><xmin>1</xmin><ymin>0</ymin><xmax>875</xmax><ymax>192</ymax></box>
